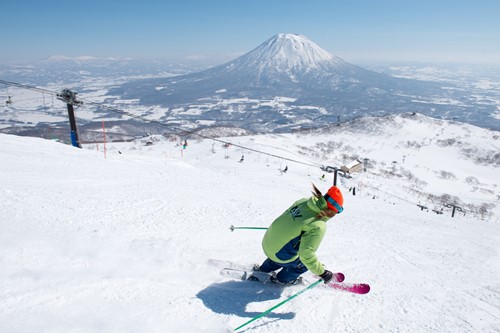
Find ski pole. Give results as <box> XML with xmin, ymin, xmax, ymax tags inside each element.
<box><xmin>229</xmin><ymin>225</ymin><xmax>268</xmax><ymax>232</ymax></box>
<box><xmin>234</xmin><ymin>279</ymin><xmax>323</xmax><ymax>332</ymax></box>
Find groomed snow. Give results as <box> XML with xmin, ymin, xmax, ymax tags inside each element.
<box><xmin>0</xmin><ymin>128</ymin><xmax>499</xmax><ymax>332</ymax></box>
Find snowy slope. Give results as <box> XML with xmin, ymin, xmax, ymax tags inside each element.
<box><xmin>0</xmin><ymin>122</ymin><xmax>499</xmax><ymax>332</ymax></box>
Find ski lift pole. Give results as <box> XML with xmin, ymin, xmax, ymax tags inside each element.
<box><xmin>334</xmin><ymin>168</ymin><xmax>347</xmax><ymax>186</ymax></box>
<box><xmin>445</xmin><ymin>204</ymin><xmax>464</xmax><ymax>218</ymax></box>
<box><xmin>57</xmin><ymin>89</ymin><xmax>82</xmax><ymax>148</ymax></box>
<box><xmin>321</xmin><ymin>166</ymin><xmax>347</xmax><ymax>186</ymax></box>
<box><xmin>67</xmin><ymin>103</ymin><xmax>80</xmax><ymax>147</ymax></box>
<box><xmin>234</xmin><ymin>279</ymin><xmax>323</xmax><ymax>332</ymax></box>
<box><xmin>229</xmin><ymin>225</ymin><xmax>267</xmax><ymax>232</ymax></box>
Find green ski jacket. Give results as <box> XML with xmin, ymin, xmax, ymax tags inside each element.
<box><xmin>262</xmin><ymin>195</ymin><xmax>331</xmax><ymax>276</ymax></box>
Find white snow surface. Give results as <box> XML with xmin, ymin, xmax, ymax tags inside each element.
<box><xmin>0</xmin><ymin>123</ymin><xmax>499</xmax><ymax>332</ymax></box>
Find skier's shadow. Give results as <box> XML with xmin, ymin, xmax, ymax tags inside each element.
<box><xmin>196</xmin><ymin>280</ymin><xmax>295</xmax><ymax>320</ymax></box>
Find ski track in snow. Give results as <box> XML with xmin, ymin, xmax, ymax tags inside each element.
<box><xmin>0</xmin><ymin>132</ymin><xmax>499</xmax><ymax>333</ymax></box>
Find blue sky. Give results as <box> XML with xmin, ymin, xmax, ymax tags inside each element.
<box><xmin>2</xmin><ymin>0</ymin><xmax>499</xmax><ymax>64</ymax></box>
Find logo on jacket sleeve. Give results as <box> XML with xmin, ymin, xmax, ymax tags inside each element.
<box><xmin>290</xmin><ymin>205</ymin><xmax>302</xmax><ymax>220</ymax></box>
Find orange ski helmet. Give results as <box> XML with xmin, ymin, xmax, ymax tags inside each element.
<box><xmin>324</xmin><ymin>186</ymin><xmax>344</xmax><ymax>213</ymax></box>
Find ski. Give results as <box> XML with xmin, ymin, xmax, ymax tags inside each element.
<box><xmin>221</xmin><ymin>267</ymin><xmax>369</xmax><ymax>294</ymax></box>
<box><xmin>325</xmin><ymin>281</ymin><xmax>370</xmax><ymax>294</ymax></box>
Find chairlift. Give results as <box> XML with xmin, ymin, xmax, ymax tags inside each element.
<box><xmin>432</xmin><ymin>208</ymin><xmax>444</xmax><ymax>215</ymax></box>
<box><xmin>417</xmin><ymin>204</ymin><xmax>428</xmax><ymax>212</ymax></box>
<box><xmin>4</xmin><ymin>84</ymin><xmax>12</xmax><ymax>106</ymax></box>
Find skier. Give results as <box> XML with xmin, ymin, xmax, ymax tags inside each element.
<box><xmin>255</xmin><ymin>184</ymin><xmax>344</xmax><ymax>285</ymax></box>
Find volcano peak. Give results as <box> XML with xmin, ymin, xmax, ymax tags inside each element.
<box><xmin>230</xmin><ymin>33</ymin><xmax>345</xmax><ymax>72</ymax></box>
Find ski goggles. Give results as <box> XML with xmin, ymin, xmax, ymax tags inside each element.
<box><xmin>325</xmin><ymin>195</ymin><xmax>343</xmax><ymax>213</ymax></box>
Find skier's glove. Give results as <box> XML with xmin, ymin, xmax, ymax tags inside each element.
<box><xmin>319</xmin><ymin>270</ymin><xmax>334</xmax><ymax>284</ymax></box>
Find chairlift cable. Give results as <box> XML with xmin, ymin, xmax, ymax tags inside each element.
<box><xmin>0</xmin><ymin>79</ymin><xmax>56</xmax><ymax>96</ymax></box>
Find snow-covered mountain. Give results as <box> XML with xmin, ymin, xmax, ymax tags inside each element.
<box><xmin>221</xmin><ymin>33</ymin><xmax>344</xmax><ymax>72</ymax></box>
<box><xmin>0</xmin><ymin>112</ymin><xmax>498</xmax><ymax>332</ymax></box>
<box><xmin>110</xmin><ymin>33</ymin><xmax>499</xmax><ymax>132</ymax></box>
